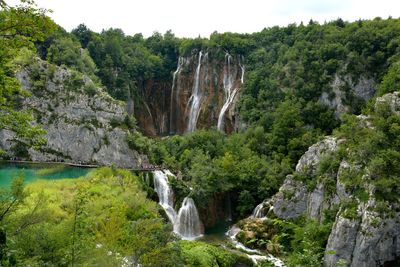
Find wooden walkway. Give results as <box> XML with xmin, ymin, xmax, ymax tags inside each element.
<box><xmin>1</xmin><ymin>160</ymin><xmax>164</xmax><ymax>171</ymax></box>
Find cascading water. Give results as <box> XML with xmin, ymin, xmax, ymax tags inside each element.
<box><xmin>225</xmin><ymin>201</ymin><xmax>284</xmax><ymax>266</ymax></box>
<box><xmin>152</xmin><ymin>170</ymin><xmax>203</xmax><ymax>240</ymax></box>
<box><xmin>153</xmin><ymin>170</ymin><xmax>177</xmax><ymax>223</ymax></box>
<box><xmin>187</xmin><ymin>52</ymin><xmax>203</xmax><ymax>132</ymax></box>
<box><xmin>174</xmin><ymin>197</ymin><xmax>203</xmax><ymax>240</ymax></box>
<box><xmin>251</xmin><ymin>203</ymin><xmax>265</xmax><ymax>218</ymax></box>
<box><xmin>226</xmin><ymin>225</ymin><xmax>285</xmax><ymax>267</ymax></box>
<box><xmin>170</xmin><ymin>57</ymin><xmax>184</xmax><ymax>134</ymax></box>
<box><xmin>239</xmin><ymin>55</ymin><xmax>245</xmax><ymax>84</ymax></box>
<box><xmin>217</xmin><ymin>53</ymin><xmax>239</xmax><ymax>132</ymax></box>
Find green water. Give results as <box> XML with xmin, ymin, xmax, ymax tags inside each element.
<box><xmin>199</xmin><ymin>220</ymin><xmax>233</xmax><ymax>244</ymax></box>
<box><xmin>0</xmin><ymin>162</ymin><xmax>92</xmax><ymax>187</ymax></box>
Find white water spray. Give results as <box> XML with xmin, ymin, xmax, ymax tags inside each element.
<box><xmin>174</xmin><ymin>197</ymin><xmax>203</xmax><ymax>240</ymax></box>
<box><xmin>239</xmin><ymin>55</ymin><xmax>245</xmax><ymax>84</ymax></box>
<box><xmin>217</xmin><ymin>53</ymin><xmax>239</xmax><ymax>132</ymax></box>
<box><xmin>226</xmin><ymin>225</ymin><xmax>285</xmax><ymax>267</ymax></box>
<box><xmin>251</xmin><ymin>203</ymin><xmax>265</xmax><ymax>219</ymax></box>
<box><xmin>153</xmin><ymin>170</ymin><xmax>177</xmax><ymax>223</ymax></box>
<box><xmin>152</xmin><ymin>170</ymin><xmax>203</xmax><ymax>240</ymax></box>
<box><xmin>170</xmin><ymin>57</ymin><xmax>184</xmax><ymax>133</ymax></box>
<box><xmin>187</xmin><ymin>52</ymin><xmax>203</xmax><ymax>132</ymax></box>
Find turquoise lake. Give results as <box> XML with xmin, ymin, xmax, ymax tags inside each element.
<box><xmin>0</xmin><ymin>162</ymin><xmax>92</xmax><ymax>187</ymax></box>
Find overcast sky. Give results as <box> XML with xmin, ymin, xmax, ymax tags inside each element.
<box><xmin>11</xmin><ymin>0</ymin><xmax>400</xmax><ymax>37</ymax></box>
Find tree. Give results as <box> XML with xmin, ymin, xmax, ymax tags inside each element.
<box><xmin>0</xmin><ymin>176</ymin><xmax>25</xmax><ymax>264</ymax></box>
<box><xmin>71</xmin><ymin>23</ymin><xmax>93</xmax><ymax>48</ymax></box>
<box><xmin>0</xmin><ymin>0</ymin><xmax>56</xmax><ymax>152</ymax></box>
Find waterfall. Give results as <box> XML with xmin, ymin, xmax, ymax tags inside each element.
<box><xmin>251</xmin><ymin>203</ymin><xmax>265</xmax><ymax>218</ymax></box>
<box><xmin>226</xmin><ymin>225</ymin><xmax>285</xmax><ymax>267</ymax></box>
<box><xmin>174</xmin><ymin>197</ymin><xmax>203</xmax><ymax>240</ymax></box>
<box><xmin>170</xmin><ymin>57</ymin><xmax>184</xmax><ymax>134</ymax></box>
<box><xmin>225</xmin><ymin>200</ymin><xmax>284</xmax><ymax>266</ymax></box>
<box><xmin>239</xmin><ymin>55</ymin><xmax>245</xmax><ymax>84</ymax></box>
<box><xmin>187</xmin><ymin>52</ymin><xmax>203</xmax><ymax>132</ymax></box>
<box><xmin>152</xmin><ymin>170</ymin><xmax>203</xmax><ymax>240</ymax></box>
<box><xmin>217</xmin><ymin>53</ymin><xmax>239</xmax><ymax>132</ymax></box>
<box><xmin>153</xmin><ymin>170</ymin><xmax>177</xmax><ymax>223</ymax></box>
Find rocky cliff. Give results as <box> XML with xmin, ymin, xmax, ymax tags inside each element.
<box><xmin>239</xmin><ymin>92</ymin><xmax>400</xmax><ymax>266</ymax></box>
<box><xmin>0</xmin><ymin>59</ymin><xmax>146</xmax><ymax>168</ymax></box>
<box><xmin>135</xmin><ymin>50</ymin><xmax>245</xmax><ymax>135</ymax></box>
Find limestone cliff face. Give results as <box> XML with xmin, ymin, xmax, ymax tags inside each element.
<box><xmin>268</xmin><ymin>137</ymin><xmax>344</xmax><ymax>222</ymax></box>
<box><xmin>0</xmin><ymin>59</ymin><xmax>146</xmax><ymax>168</ymax></box>
<box><xmin>319</xmin><ymin>74</ymin><xmax>376</xmax><ymax>117</ymax></box>
<box><xmin>250</xmin><ymin>92</ymin><xmax>400</xmax><ymax>266</ymax></box>
<box><xmin>135</xmin><ymin>50</ymin><xmax>244</xmax><ymax>135</ymax></box>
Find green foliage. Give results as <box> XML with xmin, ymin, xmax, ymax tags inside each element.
<box><xmin>239</xmin><ymin>18</ymin><xmax>400</xmax><ymax>132</ymax></box>
<box><xmin>126</xmin><ymin>131</ymin><xmax>154</xmax><ymax>155</ymax></box>
<box><xmin>237</xmin><ymin>190</ymin><xmax>255</xmax><ymax>217</ymax></box>
<box><xmin>179</xmin><ymin>240</ymin><xmax>251</xmax><ymax>267</ymax></box>
<box><xmin>285</xmin><ymin>219</ymin><xmax>332</xmax><ymax>267</ymax></box>
<box><xmin>47</xmin><ymin>36</ymin><xmax>97</xmax><ymax>77</ymax></box>
<box><xmin>1</xmin><ymin>167</ymin><xmax>181</xmax><ymax>266</ymax></box>
<box><xmin>333</xmin><ymin>98</ymin><xmax>400</xmax><ymax>204</ymax></box>
<box><xmin>378</xmin><ymin>60</ymin><xmax>400</xmax><ymax>95</ymax></box>
<box><xmin>0</xmin><ymin>0</ymin><xmax>55</xmax><ymax>150</ymax></box>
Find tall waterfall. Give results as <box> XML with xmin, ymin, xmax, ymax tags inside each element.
<box><xmin>239</xmin><ymin>55</ymin><xmax>245</xmax><ymax>84</ymax></box>
<box><xmin>174</xmin><ymin>197</ymin><xmax>203</xmax><ymax>240</ymax></box>
<box><xmin>217</xmin><ymin>53</ymin><xmax>239</xmax><ymax>132</ymax></box>
<box><xmin>170</xmin><ymin>57</ymin><xmax>184</xmax><ymax>134</ymax></box>
<box><xmin>187</xmin><ymin>52</ymin><xmax>203</xmax><ymax>132</ymax></box>
<box><xmin>153</xmin><ymin>170</ymin><xmax>177</xmax><ymax>223</ymax></box>
<box><xmin>152</xmin><ymin>170</ymin><xmax>203</xmax><ymax>240</ymax></box>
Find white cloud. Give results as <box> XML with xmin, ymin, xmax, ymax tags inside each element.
<box><xmin>9</xmin><ymin>0</ymin><xmax>400</xmax><ymax>37</ymax></box>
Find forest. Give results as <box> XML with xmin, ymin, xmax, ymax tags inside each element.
<box><xmin>1</xmin><ymin>0</ymin><xmax>400</xmax><ymax>266</ymax></box>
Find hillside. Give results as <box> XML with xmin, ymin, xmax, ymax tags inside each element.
<box><xmin>1</xmin><ymin>1</ymin><xmax>400</xmax><ymax>266</ymax></box>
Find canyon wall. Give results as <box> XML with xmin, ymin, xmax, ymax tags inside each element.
<box><xmin>135</xmin><ymin>50</ymin><xmax>245</xmax><ymax>136</ymax></box>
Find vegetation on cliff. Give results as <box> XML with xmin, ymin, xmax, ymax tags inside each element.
<box><xmin>0</xmin><ymin>0</ymin><xmax>56</xmax><ymax>155</ymax></box>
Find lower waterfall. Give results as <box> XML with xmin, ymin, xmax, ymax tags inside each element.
<box><xmin>226</xmin><ymin>226</ymin><xmax>285</xmax><ymax>267</ymax></box>
<box><xmin>152</xmin><ymin>170</ymin><xmax>203</xmax><ymax>240</ymax></box>
<box><xmin>174</xmin><ymin>197</ymin><xmax>203</xmax><ymax>240</ymax></box>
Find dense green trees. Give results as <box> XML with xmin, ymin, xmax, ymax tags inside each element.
<box><xmin>0</xmin><ymin>168</ymin><xmax>256</xmax><ymax>266</ymax></box>
<box><xmin>1</xmin><ymin>168</ymin><xmax>177</xmax><ymax>266</ymax></box>
<box><xmin>2</xmin><ymin>2</ymin><xmax>400</xmax><ymax>265</ymax></box>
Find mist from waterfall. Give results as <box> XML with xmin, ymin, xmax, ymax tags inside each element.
<box><xmin>152</xmin><ymin>170</ymin><xmax>203</xmax><ymax>240</ymax></box>
<box><xmin>187</xmin><ymin>52</ymin><xmax>203</xmax><ymax>132</ymax></box>
<box><xmin>217</xmin><ymin>53</ymin><xmax>239</xmax><ymax>132</ymax></box>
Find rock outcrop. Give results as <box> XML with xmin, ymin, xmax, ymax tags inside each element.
<box><xmin>325</xmin><ymin>200</ymin><xmax>400</xmax><ymax>267</ymax></box>
<box><xmin>319</xmin><ymin>74</ymin><xmax>376</xmax><ymax>117</ymax></box>
<box><xmin>0</xmin><ymin>59</ymin><xmax>146</xmax><ymax>168</ymax></box>
<box><xmin>254</xmin><ymin>92</ymin><xmax>400</xmax><ymax>266</ymax></box>
<box><xmin>270</xmin><ymin>137</ymin><xmax>342</xmax><ymax>221</ymax></box>
<box><xmin>375</xmin><ymin>91</ymin><xmax>400</xmax><ymax>115</ymax></box>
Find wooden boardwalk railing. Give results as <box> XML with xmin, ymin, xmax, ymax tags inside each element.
<box><xmin>1</xmin><ymin>160</ymin><xmax>164</xmax><ymax>171</ymax></box>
